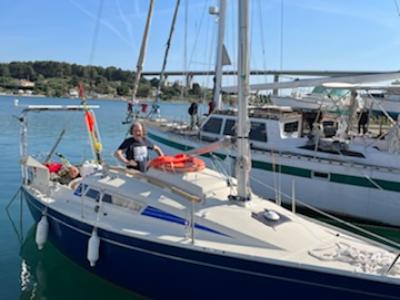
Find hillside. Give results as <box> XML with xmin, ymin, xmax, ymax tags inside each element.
<box><xmin>0</xmin><ymin>61</ymin><xmax>207</xmax><ymax>101</ymax></box>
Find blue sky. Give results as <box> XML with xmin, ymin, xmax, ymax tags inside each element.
<box><xmin>1</xmin><ymin>0</ymin><xmax>400</xmax><ymax>86</ymax></box>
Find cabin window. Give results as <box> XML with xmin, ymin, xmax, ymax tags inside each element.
<box><xmin>112</xmin><ymin>195</ymin><xmax>143</xmax><ymax>212</ymax></box>
<box><xmin>311</xmin><ymin>85</ymin><xmax>349</xmax><ymax>98</ymax></box>
<box><xmin>86</xmin><ymin>191</ymin><xmax>112</xmax><ymax>203</ymax></box>
<box><xmin>249</xmin><ymin>122</ymin><xmax>267</xmax><ymax>142</ymax></box>
<box><xmin>85</xmin><ymin>188</ymin><xmax>100</xmax><ymax>201</ymax></box>
<box><xmin>223</xmin><ymin>119</ymin><xmax>236</xmax><ymax>136</ymax></box>
<box><xmin>284</xmin><ymin>121</ymin><xmax>299</xmax><ymax>133</ymax></box>
<box><xmin>329</xmin><ymin>88</ymin><xmax>349</xmax><ymax>97</ymax></box>
<box><xmin>74</xmin><ymin>183</ymin><xmax>87</xmax><ymax>196</ymax></box>
<box><xmin>311</xmin><ymin>86</ymin><xmax>326</xmax><ymax>94</ymax></box>
<box><xmin>202</xmin><ymin>117</ymin><xmax>223</xmax><ymax>134</ymax></box>
<box><xmin>102</xmin><ymin>193</ymin><xmax>112</xmax><ymax>204</ymax></box>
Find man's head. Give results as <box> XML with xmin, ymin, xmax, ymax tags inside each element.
<box><xmin>130</xmin><ymin>122</ymin><xmax>145</xmax><ymax>139</ymax></box>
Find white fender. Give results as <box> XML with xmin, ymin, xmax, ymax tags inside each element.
<box><xmin>87</xmin><ymin>230</ymin><xmax>100</xmax><ymax>267</ymax></box>
<box><xmin>35</xmin><ymin>215</ymin><xmax>49</xmax><ymax>250</ymax></box>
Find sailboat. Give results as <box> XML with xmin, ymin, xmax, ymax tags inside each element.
<box><xmin>18</xmin><ymin>1</ymin><xmax>400</xmax><ymax>299</ymax></box>
<box><xmin>140</xmin><ymin>3</ymin><xmax>400</xmax><ymax>231</ymax></box>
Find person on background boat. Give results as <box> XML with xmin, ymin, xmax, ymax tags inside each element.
<box><xmin>140</xmin><ymin>102</ymin><xmax>148</xmax><ymax>113</ymax></box>
<box><xmin>124</xmin><ymin>100</ymin><xmax>134</xmax><ymax>123</ymax></box>
<box><xmin>358</xmin><ymin>107</ymin><xmax>369</xmax><ymax>135</ymax></box>
<box><xmin>208</xmin><ymin>100</ymin><xmax>214</xmax><ymax>115</ymax></box>
<box><xmin>209</xmin><ymin>76</ymin><xmax>216</xmax><ymax>116</ymax></box>
<box><xmin>349</xmin><ymin>90</ymin><xmax>362</xmax><ymax>131</ymax></box>
<box><xmin>127</xmin><ymin>100</ymin><xmax>133</xmax><ymax>114</ymax></box>
<box><xmin>188</xmin><ymin>102</ymin><xmax>198</xmax><ymax>129</ymax></box>
<box><xmin>115</xmin><ymin>122</ymin><xmax>164</xmax><ymax>172</ymax></box>
<box><xmin>147</xmin><ymin>103</ymin><xmax>161</xmax><ymax>119</ymax></box>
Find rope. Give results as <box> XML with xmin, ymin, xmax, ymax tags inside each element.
<box><xmin>309</xmin><ymin>242</ymin><xmax>400</xmax><ymax>275</ymax></box>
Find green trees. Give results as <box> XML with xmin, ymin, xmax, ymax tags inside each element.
<box><xmin>0</xmin><ymin>60</ymin><xmax>215</xmax><ymax>101</ymax></box>
<box><xmin>0</xmin><ymin>61</ymin><xmax>140</xmax><ymax>97</ymax></box>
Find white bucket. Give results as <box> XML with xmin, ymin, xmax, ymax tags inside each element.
<box><xmin>80</xmin><ymin>161</ymin><xmax>102</xmax><ymax>177</ymax></box>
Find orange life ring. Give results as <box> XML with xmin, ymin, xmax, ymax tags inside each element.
<box><xmin>149</xmin><ymin>154</ymin><xmax>205</xmax><ymax>173</ymax></box>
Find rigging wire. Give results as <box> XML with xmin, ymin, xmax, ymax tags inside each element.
<box><xmin>395</xmin><ymin>0</ymin><xmax>400</xmax><ymax>16</ymax></box>
<box><xmin>187</xmin><ymin>0</ymin><xmax>211</xmax><ymax>67</ymax></box>
<box><xmin>181</xmin><ymin>0</ymin><xmax>188</xmax><ymax>100</ymax></box>
<box><xmin>186</xmin><ymin>0</ymin><xmax>212</xmax><ymax>103</ymax></box>
<box><xmin>256</xmin><ymin>0</ymin><xmax>269</xmax><ymax>85</ymax></box>
<box><xmin>279</xmin><ymin>0</ymin><xmax>284</xmax><ymax>79</ymax></box>
<box><xmin>88</xmin><ymin>0</ymin><xmax>105</xmax><ymax>73</ymax></box>
<box><xmin>77</xmin><ymin>0</ymin><xmax>104</xmax><ymax>164</ymax></box>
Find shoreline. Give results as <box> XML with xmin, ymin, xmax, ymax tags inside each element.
<box><xmin>0</xmin><ymin>93</ymin><xmax>196</xmax><ymax>104</ymax></box>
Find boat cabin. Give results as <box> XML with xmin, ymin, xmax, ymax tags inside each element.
<box><xmin>197</xmin><ymin>105</ymin><xmax>359</xmax><ymax>156</ymax></box>
<box><xmin>198</xmin><ymin>106</ymin><xmax>303</xmax><ymax>150</ymax></box>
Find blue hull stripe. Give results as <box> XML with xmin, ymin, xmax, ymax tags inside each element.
<box><xmin>142</xmin><ymin>206</ymin><xmax>229</xmax><ymax>236</ymax></box>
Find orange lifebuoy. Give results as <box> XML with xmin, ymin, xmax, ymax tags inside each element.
<box><xmin>149</xmin><ymin>154</ymin><xmax>205</xmax><ymax>173</ymax></box>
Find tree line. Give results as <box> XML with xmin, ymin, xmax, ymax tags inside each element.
<box><xmin>0</xmin><ymin>61</ymin><xmax>205</xmax><ymax>100</ymax></box>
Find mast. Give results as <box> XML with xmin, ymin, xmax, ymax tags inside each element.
<box><xmin>154</xmin><ymin>0</ymin><xmax>181</xmax><ymax>103</ymax></box>
<box><xmin>212</xmin><ymin>0</ymin><xmax>227</xmax><ymax>110</ymax></box>
<box><xmin>131</xmin><ymin>0</ymin><xmax>155</xmax><ymax>103</ymax></box>
<box><xmin>235</xmin><ymin>0</ymin><xmax>251</xmax><ymax>201</ymax></box>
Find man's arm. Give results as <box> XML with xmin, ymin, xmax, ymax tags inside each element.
<box><xmin>153</xmin><ymin>145</ymin><xmax>164</xmax><ymax>157</ymax></box>
<box><xmin>115</xmin><ymin>149</ymin><xmax>129</xmax><ymax>165</ymax></box>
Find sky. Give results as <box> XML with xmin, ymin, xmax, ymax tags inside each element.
<box><xmin>1</xmin><ymin>0</ymin><xmax>400</xmax><ymax>87</ymax></box>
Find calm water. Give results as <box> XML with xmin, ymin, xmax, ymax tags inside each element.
<box><xmin>0</xmin><ymin>95</ymin><xmax>206</xmax><ymax>300</ymax></box>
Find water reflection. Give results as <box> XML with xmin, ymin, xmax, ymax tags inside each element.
<box><xmin>19</xmin><ymin>226</ymin><xmax>146</xmax><ymax>300</ymax></box>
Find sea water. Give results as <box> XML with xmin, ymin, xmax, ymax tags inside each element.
<box><xmin>0</xmin><ymin>95</ymin><xmax>206</xmax><ymax>300</ymax></box>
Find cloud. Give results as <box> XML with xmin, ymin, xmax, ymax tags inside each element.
<box><xmin>68</xmin><ymin>0</ymin><xmax>137</xmax><ymax>51</ymax></box>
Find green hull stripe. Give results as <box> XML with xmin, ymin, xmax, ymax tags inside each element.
<box><xmin>149</xmin><ymin>133</ymin><xmax>400</xmax><ymax>192</ymax></box>
<box><xmin>331</xmin><ymin>174</ymin><xmax>399</xmax><ymax>191</ymax></box>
